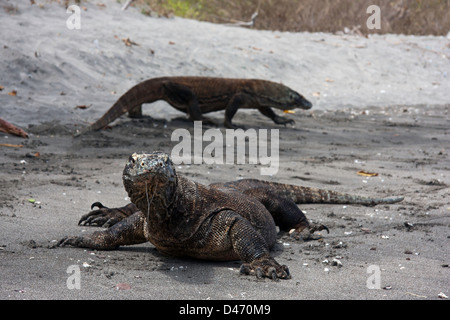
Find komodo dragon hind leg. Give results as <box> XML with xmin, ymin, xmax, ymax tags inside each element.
<box><xmin>241</xmin><ymin>188</ymin><xmax>329</xmax><ymax>241</ymax></box>
<box><xmin>78</xmin><ymin>202</ymin><xmax>139</xmax><ymax>228</ymax></box>
<box><xmin>128</xmin><ymin>105</ymin><xmax>143</xmax><ymax>118</ymax></box>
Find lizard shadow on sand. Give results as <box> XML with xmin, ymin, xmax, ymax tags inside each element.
<box><xmin>111</xmin><ymin>239</ymin><xmax>292</xmax><ymax>284</ymax></box>
<box><xmin>111</xmin><ymin>111</ymin><xmax>298</xmax><ymax>132</ymax></box>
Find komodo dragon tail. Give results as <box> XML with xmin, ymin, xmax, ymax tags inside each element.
<box><xmin>74</xmin><ymin>78</ymin><xmax>165</xmax><ymax>136</ymax></box>
<box><xmin>280</xmin><ymin>184</ymin><xmax>404</xmax><ymax>206</ymax></box>
<box><xmin>225</xmin><ymin>179</ymin><xmax>404</xmax><ymax>206</ymax></box>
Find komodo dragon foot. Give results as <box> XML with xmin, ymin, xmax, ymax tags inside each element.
<box><xmin>239</xmin><ymin>256</ymin><xmax>291</xmax><ymax>281</ymax></box>
<box><xmin>289</xmin><ymin>222</ymin><xmax>330</xmax><ymax>241</ymax></box>
<box><xmin>78</xmin><ymin>202</ymin><xmax>138</xmax><ymax>228</ymax></box>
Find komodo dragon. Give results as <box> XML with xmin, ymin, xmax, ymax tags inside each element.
<box><xmin>74</xmin><ymin>77</ymin><xmax>312</xmax><ymax>135</ymax></box>
<box><xmin>58</xmin><ymin>151</ymin><xmax>404</xmax><ymax>280</ymax></box>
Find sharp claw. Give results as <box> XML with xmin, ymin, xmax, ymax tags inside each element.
<box><xmin>282</xmin><ymin>265</ymin><xmax>291</xmax><ymax>279</ymax></box>
<box><xmin>271</xmin><ymin>270</ymin><xmax>278</xmax><ymax>281</ymax></box>
<box><xmin>91</xmin><ymin>202</ymin><xmax>106</xmax><ymax>210</ymax></box>
<box><xmin>309</xmin><ymin>224</ymin><xmax>330</xmax><ymax>234</ymax></box>
<box><xmin>56</xmin><ymin>238</ymin><xmax>66</xmax><ymax>247</ymax></box>
<box><xmin>57</xmin><ymin>236</ymin><xmax>75</xmax><ymax>247</ymax></box>
<box><xmin>255</xmin><ymin>267</ymin><xmax>263</xmax><ymax>279</ymax></box>
<box><xmin>239</xmin><ymin>264</ymin><xmax>250</xmax><ymax>275</ymax></box>
<box><xmin>317</xmin><ymin>224</ymin><xmax>329</xmax><ymax>234</ymax></box>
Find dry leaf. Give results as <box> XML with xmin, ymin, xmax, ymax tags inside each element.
<box><xmin>283</xmin><ymin>110</ymin><xmax>296</xmax><ymax>114</ymax></box>
<box><xmin>312</xmin><ymin>92</ymin><xmax>320</xmax><ymax>97</ymax></box>
<box><xmin>168</xmin><ymin>41</ymin><xmax>176</xmax><ymax>45</ymax></box>
<box><xmin>122</xmin><ymin>38</ymin><xmax>139</xmax><ymax>47</ymax></box>
<box><xmin>0</xmin><ymin>85</ymin><xmax>4</xmax><ymax>91</ymax></box>
<box><xmin>325</xmin><ymin>78</ymin><xmax>334</xmax><ymax>82</ymax></box>
<box><xmin>357</xmin><ymin>170</ymin><xmax>378</xmax><ymax>177</ymax></box>
<box><xmin>8</xmin><ymin>90</ymin><xmax>17</xmax><ymax>96</ymax></box>
<box><xmin>75</xmin><ymin>105</ymin><xmax>90</xmax><ymax>110</ymax></box>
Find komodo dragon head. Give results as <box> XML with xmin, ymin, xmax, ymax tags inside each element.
<box><xmin>250</xmin><ymin>81</ymin><xmax>313</xmax><ymax>111</ymax></box>
<box><xmin>122</xmin><ymin>151</ymin><xmax>177</xmax><ymax>219</ymax></box>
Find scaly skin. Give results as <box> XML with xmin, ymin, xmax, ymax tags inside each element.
<box><xmin>74</xmin><ymin>77</ymin><xmax>312</xmax><ymax>135</ymax></box>
<box><xmin>59</xmin><ymin>151</ymin><xmax>403</xmax><ymax>280</ymax></box>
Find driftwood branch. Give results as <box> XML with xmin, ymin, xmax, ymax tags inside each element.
<box><xmin>225</xmin><ymin>11</ymin><xmax>258</xmax><ymax>27</ymax></box>
<box><xmin>0</xmin><ymin>118</ymin><xmax>28</xmax><ymax>138</ymax></box>
<box><xmin>121</xmin><ymin>0</ymin><xmax>136</xmax><ymax>11</ymax></box>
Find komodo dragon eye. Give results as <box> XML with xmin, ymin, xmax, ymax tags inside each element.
<box><xmin>290</xmin><ymin>92</ymin><xmax>299</xmax><ymax>101</ymax></box>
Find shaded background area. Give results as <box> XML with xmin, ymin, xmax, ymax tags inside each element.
<box><xmin>136</xmin><ymin>0</ymin><xmax>450</xmax><ymax>36</ymax></box>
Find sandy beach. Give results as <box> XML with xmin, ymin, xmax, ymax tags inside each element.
<box><xmin>0</xmin><ymin>0</ymin><xmax>449</xmax><ymax>301</ymax></box>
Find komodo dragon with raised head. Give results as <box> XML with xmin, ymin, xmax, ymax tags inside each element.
<box><xmin>58</xmin><ymin>151</ymin><xmax>404</xmax><ymax>280</ymax></box>
<box><xmin>74</xmin><ymin>77</ymin><xmax>312</xmax><ymax>135</ymax></box>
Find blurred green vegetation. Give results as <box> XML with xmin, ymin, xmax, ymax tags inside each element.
<box><xmin>134</xmin><ymin>0</ymin><xmax>450</xmax><ymax>35</ymax></box>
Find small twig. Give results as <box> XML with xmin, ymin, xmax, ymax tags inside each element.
<box><xmin>121</xmin><ymin>0</ymin><xmax>136</xmax><ymax>11</ymax></box>
<box><xmin>225</xmin><ymin>11</ymin><xmax>258</xmax><ymax>27</ymax></box>
<box><xmin>405</xmin><ymin>292</ymin><xmax>427</xmax><ymax>299</ymax></box>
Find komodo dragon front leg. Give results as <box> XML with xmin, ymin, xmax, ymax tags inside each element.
<box><xmin>58</xmin><ymin>210</ymin><xmax>147</xmax><ymax>250</ymax></box>
<box><xmin>78</xmin><ymin>202</ymin><xmax>137</xmax><ymax>227</ymax></box>
<box><xmin>193</xmin><ymin>209</ymin><xmax>291</xmax><ymax>280</ymax></box>
<box><xmin>224</xmin><ymin>93</ymin><xmax>295</xmax><ymax>129</ymax></box>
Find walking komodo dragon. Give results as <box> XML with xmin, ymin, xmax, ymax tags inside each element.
<box><xmin>58</xmin><ymin>151</ymin><xmax>404</xmax><ymax>280</ymax></box>
<box><xmin>74</xmin><ymin>77</ymin><xmax>312</xmax><ymax>135</ymax></box>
